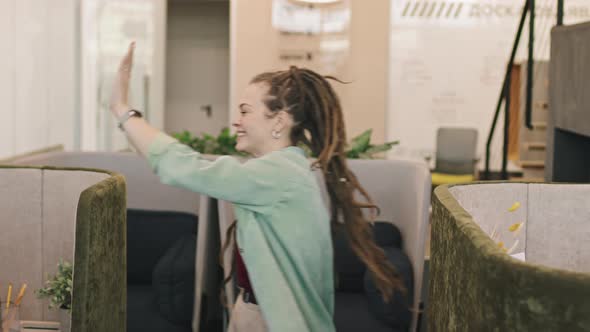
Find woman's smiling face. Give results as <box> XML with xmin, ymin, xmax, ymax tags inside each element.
<box><xmin>232</xmin><ymin>82</ymin><xmax>293</xmax><ymax>156</ymax></box>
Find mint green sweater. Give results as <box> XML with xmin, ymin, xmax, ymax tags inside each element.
<box><xmin>148</xmin><ymin>133</ymin><xmax>335</xmax><ymax>332</ymax></box>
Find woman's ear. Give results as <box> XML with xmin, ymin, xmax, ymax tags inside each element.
<box><xmin>275</xmin><ymin>110</ymin><xmax>293</xmax><ymax>130</ymax></box>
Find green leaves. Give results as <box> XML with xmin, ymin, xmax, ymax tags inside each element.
<box><xmin>345</xmin><ymin>129</ymin><xmax>399</xmax><ymax>159</ymax></box>
<box><xmin>349</xmin><ymin>129</ymin><xmax>371</xmax><ymax>153</ymax></box>
<box><xmin>172</xmin><ymin>128</ymin><xmax>247</xmax><ymax>156</ymax></box>
<box><xmin>36</xmin><ymin>260</ymin><xmax>73</xmax><ymax>312</ymax></box>
<box><xmin>172</xmin><ymin>127</ymin><xmax>398</xmax><ymax>159</ymax></box>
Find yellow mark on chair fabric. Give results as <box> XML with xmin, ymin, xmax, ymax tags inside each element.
<box><xmin>508</xmin><ymin>202</ymin><xmax>521</xmax><ymax>212</ymax></box>
<box><xmin>509</xmin><ymin>222</ymin><xmax>523</xmax><ymax>232</ymax></box>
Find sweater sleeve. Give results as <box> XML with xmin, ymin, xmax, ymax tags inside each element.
<box><xmin>147</xmin><ymin>132</ymin><xmax>290</xmax><ymax>209</ymax></box>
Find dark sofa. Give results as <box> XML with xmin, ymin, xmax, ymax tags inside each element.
<box><xmin>334</xmin><ymin>222</ymin><xmax>414</xmax><ymax>332</ymax></box>
<box><xmin>127</xmin><ymin>209</ymin><xmax>198</xmax><ymax>332</ymax></box>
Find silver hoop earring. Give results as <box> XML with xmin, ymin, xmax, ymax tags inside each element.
<box><xmin>271</xmin><ymin>130</ymin><xmax>282</xmax><ymax>139</ymax></box>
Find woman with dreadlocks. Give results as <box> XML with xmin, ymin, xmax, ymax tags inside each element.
<box><xmin>111</xmin><ymin>43</ymin><xmax>403</xmax><ymax>332</ymax></box>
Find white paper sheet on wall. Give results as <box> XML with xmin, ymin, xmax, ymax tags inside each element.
<box><xmin>271</xmin><ymin>0</ymin><xmax>351</xmax><ymax>34</ymax></box>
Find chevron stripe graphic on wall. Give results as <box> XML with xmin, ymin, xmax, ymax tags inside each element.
<box><xmin>401</xmin><ymin>1</ymin><xmax>464</xmax><ymax>19</ymax></box>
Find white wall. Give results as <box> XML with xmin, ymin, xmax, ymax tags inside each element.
<box><xmin>0</xmin><ymin>0</ymin><xmax>78</xmax><ymax>159</ymax></box>
<box><xmin>387</xmin><ymin>0</ymin><xmax>590</xmax><ymax>170</ymax></box>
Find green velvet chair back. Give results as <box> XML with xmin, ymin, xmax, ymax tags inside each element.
<box><xmin>0</xmin><ymin>165</ymin><xmax>126</xmax><ymax>332</ymax></box>
<box><xmin>431</xmin><ymin>182</ymin><xmax>590</xmax><ymax>331</ymax></box>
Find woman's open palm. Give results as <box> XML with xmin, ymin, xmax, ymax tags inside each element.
<box><xmin>110</xmin><ymin>42</ymin><xmax>135</xmax><ymax>117</ymax></box>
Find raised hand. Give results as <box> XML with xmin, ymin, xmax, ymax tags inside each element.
<box><xmin>110</xmin><ymin>42</ymin><xmax>135</xmax><ymax>118</ymax></box>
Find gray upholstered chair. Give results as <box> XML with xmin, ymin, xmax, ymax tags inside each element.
<box><xmin>431</xmin><ymin>127</ymin><xmax>478</xmax><ymax>187</ymax></box>
<box><xmin>431</xmin><ymin>182</ymin><xmax>590</xmax><ymax>331</ymax></box>
<box><xmin>336</xmin><ymin>158</ymin><xmax>431</xmax><ymax>332</ymax></box>
<box><xmin>433</xmin><ymin>127</ymin><xmax>478</xmax><ymax>175</ymax></box>
<box><xmin>0</xmin><ymin>165</ymin><xmax>126</xmax><ymax>331</ymax></box>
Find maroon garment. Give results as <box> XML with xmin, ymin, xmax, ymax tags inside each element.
<box><xmin>235</xmin><ymin>247</ymin><xmax>254</xmax><ymax>295</ymax></box>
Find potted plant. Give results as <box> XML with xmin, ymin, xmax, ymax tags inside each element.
<box><xmin>36</xmin><ymin>260</ymin><xmax>72</xmax><ymax>332</ymax></box>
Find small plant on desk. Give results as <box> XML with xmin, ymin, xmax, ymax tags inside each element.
<box><xmin>36</xmin><ymin>260</ymin><xmax>72</xmax><ymax>312</ymax></box>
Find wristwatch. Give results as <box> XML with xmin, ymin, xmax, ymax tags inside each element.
<box><xmin>117</xmin><ymin>109</ymin><xmax>143</xmax><ymax>131</ymax></box>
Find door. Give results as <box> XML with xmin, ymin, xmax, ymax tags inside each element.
<box><xmin>165</xmin><ymin>0</ymin><xmax>230</xmax><ymax>137</ymax></box>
